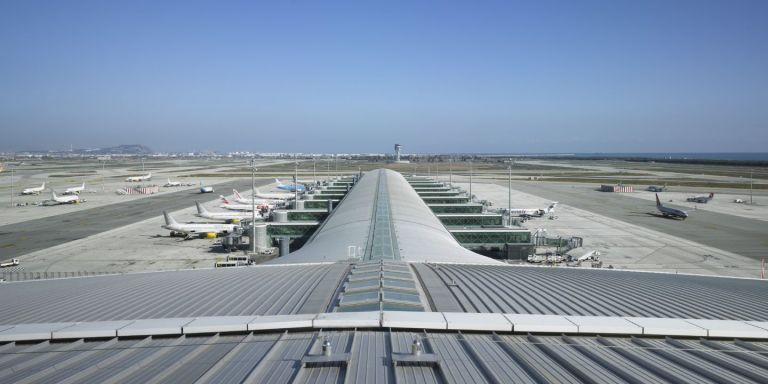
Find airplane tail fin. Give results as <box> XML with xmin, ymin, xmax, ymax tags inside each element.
<box><xmin>195</xmin><ymin>201</ymin><xmax>208</xmax><ymax>214</ymax></box>
<box><xmin>41</xmin><ymin>182</ymin><xmax>46</xmax><ymax>189</ymax></box>
<box><xmin>547</xmin><ymin>202</ymin><xmax>558</xmax><ymax>213</ymax></box>
<box><xmin>655</xmin><ymin>194</ymin><xmax>662</xmax><ymax>207</ymax></box>
<box><xmin>51</xmin><ymin>190</ymin><xmax>57</xmax><ymax>200</ymax></box>
<box><xmin>709</xmin><ymin>192</ymin><xmax>715</xmax><ymax>199</ymax></box>
<box><xmin>233</xmin><ymin>189</ymin><xmax>243</xmax><ymax>200</ymax></box>
<box><xmin>275</xmin><ymin>178</ymin><xmax>283</xmax><ymax>186</ymax></box>
<box><xmin>219</xmin><ymin>195</ymin><xmax>231</xmax><ymax>204</ymax></box>
<box><xmin>163</xmin><ymin>211</ymin><xmax>178</xmax><ymax>226</ymax></box>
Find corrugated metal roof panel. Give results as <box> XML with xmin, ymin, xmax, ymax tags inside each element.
<box><xmin>424</xmin><ymin>264</ymin><xmax>768</xmax><ymax>320</ymax></box>
<box><xmin>1</xmin><ymin>330</ymin><xmax>767</xmax><ymax>384</ymax></box>
<box><xmin>0</xmin><ymin>264</ymin><xmax>344</xmax><ymax>325</ymax></box>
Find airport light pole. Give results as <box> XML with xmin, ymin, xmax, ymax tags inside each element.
<box><xmin>469</xmin><ymin>159</ymin><xmax>473</xmax><ymax>200</ymax></box>
<box><xmin>251</xmin><ymin>158</ymin><xmax>257</xmax><ymax>253</ymax></box>
<box><xmin>750</xmin><ymin>170</ymin><xmax>754</xmax><ymax>205</ymax></box>
<box><xmin>508</xmin><ymin>164</ymin><xmax>512</xmax><ymax>223</ymax></box>
<box><xmin>313</xmin><ymin>157</ymin><xmax>316</xmax><ymax>185</ymax></box>
<box><xmin>294</xmin><ymin>161</ymin><xmax>299</xmax><ymax>203</ymax></box>
<box><xmin>10</xmin><ymin>166</ymin><xmax>14</xmax><ymax>208</ymax></box>
<box><xmin>101</xmin><ymin>159</ymin><xmax>106</xmax><ymax>193</ymax></box>
<box><xmin>449</xmin><ymin>158</ymin><xmax>453</xmax><ymax>186</ymax></box>
<box><xmin>327</xmin><ymin>158</ymin><xmax>331</xmax><ymax>183</ymax></box>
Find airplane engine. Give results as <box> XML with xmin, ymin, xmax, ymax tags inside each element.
<box><xmin>229</xmin><ymin>218</ymin><xmax>241</xmax><ymax>223</ymax></box>
<box><xmin>205</xmin><ymin>232</ymin><xmax>217</xmax><ymax>239</ymax></box>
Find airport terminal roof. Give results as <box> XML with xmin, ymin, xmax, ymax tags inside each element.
<box><xmin>271</xmin><ymin>169</ymin><xmax>500</xmax><ymax>264</ymax></box>
<box><xmin>2</xmin><ymin>169</ymin><xmax>767</xmax><ymax>383</ymax></box>
<box><xmin>2</xmin><ymin>329</ymin><xmax>768</xmax><ymax>383</ymax></box>
<box><xmin>1</xmin><ymin>263</ymin><xmax>766</xmax><ymax>325</ymax></box>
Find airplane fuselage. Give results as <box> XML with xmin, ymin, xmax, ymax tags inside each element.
<box><xmin>162</xmin><ymin>223</ymin><xmax>235</xmax><ymax>235</ymax></box>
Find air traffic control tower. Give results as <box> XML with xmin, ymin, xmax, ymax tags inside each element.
<box><xmin>390</xmin><ymin>143</ymin><xmax>409</xmax><ymax>163</ymax></box>
<box><xmin>0</xmin><ymin>169</ymin><xmax>766</xmax><ymax>382</ymax></box>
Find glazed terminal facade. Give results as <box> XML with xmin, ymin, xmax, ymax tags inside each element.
<box><xmin>1</xmin><ymin>169</ymin><xmax>768</xmax><ymax>383</ymax></box>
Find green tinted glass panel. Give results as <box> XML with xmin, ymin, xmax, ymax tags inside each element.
<box><xmin>340</xmin><ymin>290</ymin><xmax>379</xmax><ymax>304</ymax></box>
<box><xmin>381</xmin><ymin>302</ymin><xmax>423</xmax><ymax>311</ymax></box>
<box><xmin>346</xmin><ymin>280</ymin><xmax>380</xmax><ymax>291</ymax></box>
<box><xmin>382</xmin><ymin>290</ymin><xmax>421</xmax><ymax>303</ymax></box>
<box><xmin>382</xmin><ymin>279</ymin><xmax>417</xmax><ymax>290</ymax></box>
<box><xmin>337</xmin><ymin>302</ymin><xmax>381</xmax><ymax>312</ymax></box>
<box><xmin>348</xmin><ymin>271</ymin><xmax>381</xmax><ymax>281</ymax></box>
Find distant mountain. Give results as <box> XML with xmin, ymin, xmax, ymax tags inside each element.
<box><xmin>80</xmin><ymin>144</ymin><xmax>153</xmax><ymax>155</ymax></box>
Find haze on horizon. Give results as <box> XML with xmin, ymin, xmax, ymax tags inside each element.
<box><xmin>1</xmin><ymin>1</ymin><xmax>767</xmax><ymax>154</ymax></box>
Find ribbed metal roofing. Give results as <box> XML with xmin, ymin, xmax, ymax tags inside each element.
<box><xmin>2</xmin><ymin>330</ymin><xmax>768</xmax><ymax>384</ymax></box>
<box><xmin>415</xmin><ymin>263</ymin><xmax>768</xmax><ymax>320</ymax></box>
<box><xmin>0</xmin><ymin>263</ymin><xmax>347</xmax><ymax>324</ymax></box>
<box><xmin>274</xmin><ymin>169</ymin><xmax>500</xmax><ymax>264</ymax></box>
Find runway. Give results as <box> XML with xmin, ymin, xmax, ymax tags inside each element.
<box><xmin>0</xmin><ymin>179</ymin><xmax>271</xmax><ymax>259</ymax></box>
<box><xmin>492</xmin><ymin>181</ymin><xmax>768</xmax><ymax>261</ymax></box>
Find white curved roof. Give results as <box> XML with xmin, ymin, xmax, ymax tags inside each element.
<box><xmin>273</xmin><ymin>169</ymin><xmax>500</xmax><ymax>264</ymax></box>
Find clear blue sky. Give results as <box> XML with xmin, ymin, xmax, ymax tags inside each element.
<box><xmin>1</xmin><ymin>0</ymin><xmax>766</xmax><ymax>153</ymax></box>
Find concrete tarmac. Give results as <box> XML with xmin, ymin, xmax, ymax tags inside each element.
<box><xmin>0</xmin><ymin>178</ymin><xmax>271</xmax><ymax>259</ymax></box>
<box><xmin>490</xmin><ymin>180</ymin><xmax>768</xmax><ymax>261</ymax></box>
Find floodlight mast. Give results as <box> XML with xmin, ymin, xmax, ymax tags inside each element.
<box><xmin>508</xmin><ymin>161</ymin><xmax>512</xmax><ymax>222</ymax></box>
<box><xmin>251</xmin><ymin>158</ymin><xmax>257</xmax><ymax>253</ymax></box>
<box><xmin>469</xmin><ymin>159</ymin><xmax>473</xmax><ymax>200</ymax></box>
<box><xmin>101</xmin><ymin>159</ymin><xmax>106</xmax><ymax>193</ymax></box>
<box><xmin>10</xmin><ymin>166</ymin><xmax>14</xmax><ymax>208</ymax></box>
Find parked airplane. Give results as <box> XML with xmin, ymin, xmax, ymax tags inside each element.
<box><xmin>232</xmin><ymin>189</ymin><xmax>283</xmax><ymax>205</ymax></box>
<box><xmin>21</xmin><ymin>182</ymin><xmax>46</xmax><ymax>195</ymax></box>
<box><xmin>219</xmin><ymin>196</ymin><xmax>274</xmax><ymax>211</ymax></box>
<box><xmin>275</xmin><ymin>178</ymin><xmax>305</xmax><ymax>192</ymax></box>
<box><xmin>50</xmin><ymin>190</ymin><xmax>81</xmax><ymax>204</ymax></box>
<box><xmin>195</xmin><ymin>201</ymin><xmax>260</xmax><ymax>223</ymax></box>
<box><xmin>126</xmin><ymin>173</ymin><xmax>152</xmax><ymax>182</ymax></box>
<box><xmin>656</xmin><ymin>194</ymin><xmax>688</xmax><ymax>219</ymax></box>
<box><xmin>164</xmin><ymin>178</ymin><xmax>182</xmax><ymax>187</ymax></box>
<box><xmin>63</xmin><ymin>183</ymin><xmax>85</xmax><ymax>195</ymax></box>
<box><xmin>508</xmin><ymin>202</ymin><xmax>558</xmax><ymax>218</ymax></box>
<box><xmin>686</xmin><ymin>192</ymin><xmax>714</xmax><ymax>204</ymax></box>
<box><xmin>162</xmin><ymin>211</ymin><xmax>236</xmax><ymax>238</ymax></box>
<box><xmin>647</xmin><ymin>184</ymin><xmax>667</xmax><ymax>192</ymax></box>
<box><xmin>253</xmin><ymin>188</ymin><xmax>295</xmax><ymax>200</ymax></box>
